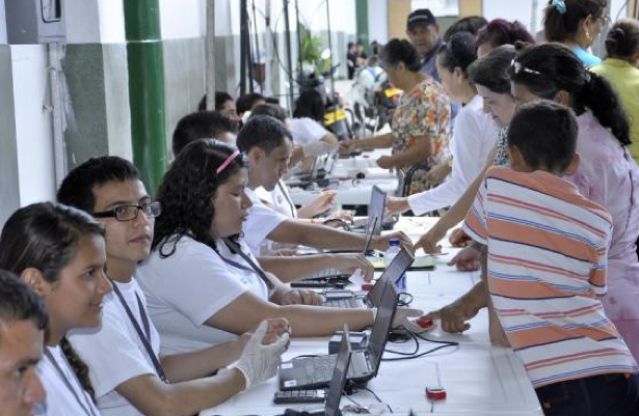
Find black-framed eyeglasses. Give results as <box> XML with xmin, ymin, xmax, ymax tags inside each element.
<box><xmin>93</xmin><ymin>201</ymin><xmax>162</xmax><ymax>222</ymax></box>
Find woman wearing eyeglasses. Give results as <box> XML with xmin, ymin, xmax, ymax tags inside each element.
<box><xmin>544</xmin><ymin>0</ymin><xmax>609</xmax><ymax>67</ymax></box>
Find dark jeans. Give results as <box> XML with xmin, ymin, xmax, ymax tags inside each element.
<box><xmin>535</xmin><ymin>373</ymin><xmax>639</xmax><ymax>416</ymax></box>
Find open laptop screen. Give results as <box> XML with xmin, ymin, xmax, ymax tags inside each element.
<box><xmin>367</xmin><ymin>283</ymin><xmax>398</xmax><ymax>376</ymax></box>
<box><xmin>367</xmin><ymin>248</ymin><xmax>414</xmax><ymax>306</ymax></box>
<box><xmin>366</xmin><ymin>185</ymin><xmax>386</xmax><ymax>237</ymax></box>
<box><xmin>325</xmin><ymin>328</ymin><xmax>352</xmax><ymax>416</ymax></box>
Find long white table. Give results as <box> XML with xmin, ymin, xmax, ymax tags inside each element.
<box><xmin>287</xmin><ymin>149</ymin><xmax>399</xmax><ymax>207</ymax></box>
<box><xmin>201</xmin><ymin>218</ymin><xmax>543</xmax><ymax>416</ymax></box>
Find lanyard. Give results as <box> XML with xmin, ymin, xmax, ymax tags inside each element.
<box><xmin>221</xmin><ymin>239</ymin><xmax>274</xmax><ymax>291</ymax></box>
<box><xmin>110</xmin><ymin>280</ymin><xmax>168</xmax><ymax>383</ymax></box>
<box><xmin>277</xmin><ymin>181</ymin><xmax>296</xmax><ymax>218</ymax></box>
<box><xmin>44</xmin><ymin>348</ymin><xmax>99</xmax><ymax>416</ymax></box>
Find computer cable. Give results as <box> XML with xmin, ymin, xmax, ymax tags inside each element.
<box><xmin>396</xmin><ymin>292</ymin><xmax>413</xmax><ymax>307</ymax></box>
<box><xmin>360</xmin><ymin>386</ymin><xmax>394</xmax><ymax>414</ymax></box>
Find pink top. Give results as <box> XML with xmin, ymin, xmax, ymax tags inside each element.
<box><xmin>566</xmin><ymin>110</ymin><xmax>639</xmax><ymax>322</ymax></box>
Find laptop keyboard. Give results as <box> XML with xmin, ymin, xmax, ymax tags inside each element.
<box><xmin>295</xmin><ymin>353</ymin><xmax>370</xmax><ymax>386</ymax></box>
<box><xmin>324</xmin><ymin>298</ymin><xmax>365</xmax><ymax>308</ymax></box>
<box><xmin>307</xmin><ymin>268</ymin><xmax>343</xmax><ymax>279</ymax></box>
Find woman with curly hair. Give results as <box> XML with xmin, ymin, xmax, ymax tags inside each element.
<box><xmin>475</xmin><ymin>18</ymin><xmax>535</xmax><ymax>57</ymax></box>
<box><xmin>0</xmin><ymin>202</ymin><xmax>111</xmax><ymax>415</ymax></box>
<box><xmin>137</xmin><ymin>139</ymin><xmax>422</xmax><ymax>354</ymax></box>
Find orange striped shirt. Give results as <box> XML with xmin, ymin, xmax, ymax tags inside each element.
<box><xmin>463</xmin><ymin>167</ymin><xmax>638</xmax><ymax>388</ymax></box>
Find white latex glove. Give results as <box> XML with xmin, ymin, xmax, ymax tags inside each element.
<box><xmin>233</xmin><ymin>320</ymin><xmax>289</xmax><ymax>389</ymax></box>
<box><xmin>302</xmin><ymin>141</ymin><xmax>338</xmax><ymax>157</ymax></box>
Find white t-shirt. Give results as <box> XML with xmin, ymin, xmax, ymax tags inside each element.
<box><xmin>68</xmin><ymin>279</ymin><xmax>161</xmax><ymax>416</ymax></box>
<box><xmin>243</xmin><ymin>187</ymin><xmax>289</xmax><ymax>255</ymax></box>
<box><xmin>34</xmin><ymin>345</ymin><xmax>101</xmax><ymax>416</ymax></box>
<box><xmin>407</xmin><ymin>95</ymin><xmax>499</xmax><ymax>215</ymax></box>
<box><xmin>137</xmin><ymin>236</ymin><xmax>269</xmax><ymax>355</ymax></box>
<box><xmin>289</xmin><ymin>117</ymin><xmax>329</xmax><ymax>145</ymax></box>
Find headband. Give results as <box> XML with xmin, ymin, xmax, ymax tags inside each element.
<box><xmin>216</xmin><ymin>150</ymin><xmax>241</xmax><ymax>174</ymax></box>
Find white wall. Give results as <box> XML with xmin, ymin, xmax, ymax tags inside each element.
<box><xmin>369</xmin><ymin>0</ymin><xmax>389</xmax><ymax>44</ymax></box>
<box><xmin>0</xmin><ymin>0</ymin><xmax>6</xmax><ymax>44</ymax></box>
<box><xmin>160</xmin><ymin>0</ymin><xmax>205</xmax><ymax>39</ymax></box>
<box><xmin>11</xmin><ymin>45</ymin><xmax>56</xmax><ymax>205</ymax></box>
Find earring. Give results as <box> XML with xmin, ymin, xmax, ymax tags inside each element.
<box><xmin>585</xmin><ymin>29</ymin><xmax>592</xmax><ymax>44</ymax></box>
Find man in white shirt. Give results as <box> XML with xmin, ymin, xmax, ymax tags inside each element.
<box><xmin>57</xmin><ymin>156</ymin><xmax>289</xmax><ymax>416</ymax></box>
<box><xmin>0</xmin><ymin>272</ymin><xmax>46</xmax><ymax>416</ymax></box>
<box><xmin>237</xmin><ymin>115</ymin><xmax>413</xmax><ymax>255</ymax></box>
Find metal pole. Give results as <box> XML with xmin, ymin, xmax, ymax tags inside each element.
<box><xmin>47</xmin><ymin>42</ymin><xmax>66</xmax><ymax>187</ymax></box>
<box><xmin>205</xmin><ymin>0</ymin><xmax>216</xmax><ymax>111</ymax></box>
<box><xmin>251</xmin><ymin>0</ymin><xmax>264</xmax><ymax>93</ymax></box>
<box><xmin>240</xmin><ymin>0</ymin><xmax>249</xmax><ymax>95</ymax></box>
<box><xmin>326</xmin><ymin>0</ymin><xmax>335</xmax><ymax>97</ymax></box>
<box><xmin>294</xmin><ymin>0</ymin><xmax>303</xmax><ymax>76</ymax></box>
<box><xmin>283</xmin><ymin>0</ymin><xmax>295</xmax><ymax>105</ymax></box>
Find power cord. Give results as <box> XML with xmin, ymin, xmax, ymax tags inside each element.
<box><xmin>382</xmin><ymin>327</ymin><xmax>459</xmax><ymax>362</ymax></box>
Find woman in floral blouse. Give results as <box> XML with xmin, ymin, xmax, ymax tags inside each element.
<box><xmin>340</xmin><ymin>38</ymin><xmax>451</xmax><ymax>195</ymax></box>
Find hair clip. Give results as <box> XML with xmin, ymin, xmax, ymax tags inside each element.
<box><xmin>511</xmin><ymin>59</ymin><xmax>542</xmax><ymax>76</ymax></box>
<box><xmin>550</xmin><ymin>0</ymin><xmax>567</xmax><ymax>15</ymax></box>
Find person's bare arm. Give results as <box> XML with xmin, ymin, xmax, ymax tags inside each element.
<box><xmin>423</xmin><ymin>279</ymin><xmax>489</xmax><ymax>333</ymax></box>
<box><xmin>258</xmin><ymin>253</ymin><xmax>374</xmax><ymax>282</ymax></box>
<box><xmin>116</xmin><ymin>368</ymin><xmax>245</xmax><ymax>416</ymax></box>
<box><xmin>320</xmin><ymin>133</ymin><xmax>339</xmax><ymax>145</ymax></box>
<box><xmin>340</xmin><ymin>132</ymin><xmax>395</xmax><ymax>153</ymax></box>
<box><xmin>267</xmin><ymin>220</ymin><xmax>413</xmax><ymax>253</ymax></box>
<box><xmin>377</xmin><ymin>136</ymin><xmax>432</xmax><ymax>169</ymax></box>
<box><xmin>160</xmin><ymin>337</ymin><xmax>248</xmax><ymax>382</ymax></box>
<box><xmin>416</xmin><ymin>145</ymin><xmax>497</xmax><ymax>253</ymax></box>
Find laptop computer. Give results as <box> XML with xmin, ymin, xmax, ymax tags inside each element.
<box><xmin>277</xmin><ymin>327</ymin><xmax>352</xmax><ymax>416</ymax></box>
<box><xmin>323</xmin><ymin>247</ymin><xmax>413</xmax><ymax>309</ymax></box>
<box><xmin>291</xmin><ymin>217</ymin><xmax>378</xmax><ymax>289</ymax></box>
<box><xmin>278</xmin><ymin>282</ymin><xmax>398</xmax><ymax>390</ymax></box>
<box><xmin>352</xmin><ymin>185</ymin><xmax>385</xmax><ymax>236</ymax></box>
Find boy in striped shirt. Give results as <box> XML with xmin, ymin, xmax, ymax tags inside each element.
<box><xmin>428</xmin><ymin>101</ymin><xmax>639</xmax><ymax>415</ymax></box>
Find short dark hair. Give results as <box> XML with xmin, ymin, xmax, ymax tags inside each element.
<box><xmin>508</xmin><ymin>100</ymin><xmax>577</xmax><ymax>174</ymax></box>
<box><xmin>604</xmin><ymin>19</ymin><xmax>639</xmax><ymax>60</ymax></box>
<box><xmin>292</xmin><ymin>90</ymin><xmax>325</xmax><ymax>122</ymax></box>
<box><xmin>250</xmin><ymin>103</ymin><xmax>289</xmax><ymax>123</ymax></box>
<box><xmin>236</xmin><ymin>114</ymin><xmax>292</xmax><ymax>154</ymax></box>
<box><xmin>475</xmin><ymin>19</ymin><xmax>535</xmax><ymax>50</ymax></box>
<box><xmin>172</xmin><ymin>111</ymin><xmax>238</xmax><ymax>156</ymax></box>
<box><xmin>437</xmin><ymin>31</ymin><xmax>478</xmax><ymax>75</ymax></box>
<box><xmin>544</xmin><ymin>0</ymin><xmax>607</xmax><ymax>43</ymax></box>
<box><xmin>236</xmin><ymin>93</ymin><xmax>265</xmax><ymax>115</ymax></box>
<box><xmin>57</xmin><ymin>156</ymin><xmax>142</xmax><ymax>213</ymax></box>
<box><xmin>0</xmin><ymin>270</ymin><xmax>48</xmax><ymax>337</ymax></box>
<box><xmin>382</xmin><ymin>38</ymin><xmax>422</xmax><ymax>72</ymax></box>
<box><xmin>444</xmin><ymin>16</ymin><xmax>488</xmax><ymax>41</ymax></box>
<box><xmin>197</xmin><ymin>91</ymin><xmax>234</xmax><ymax>112</ymax></box>
<box><xmin>468</xmin><ymin>45</ymin><xmax>517</xmax><ymax>94</ymax></box>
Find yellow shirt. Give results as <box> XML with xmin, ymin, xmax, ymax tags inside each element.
<box><xmin>592</xmin><ymin>58</ymin><xmax>639</xmax><ymax>162</ymax></box>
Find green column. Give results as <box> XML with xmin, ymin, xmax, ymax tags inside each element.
<box><xmin>123</xmin><ymin>0</ymin><xmax>167</xmax><ymax>195</ymax></box>
<box><xmin>355</xmin><ymin>0</ymin><xmax>369</xmax><ymax>55</ymax></box>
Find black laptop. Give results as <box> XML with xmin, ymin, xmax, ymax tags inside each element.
<box><xmin>323</xmin><ymin>247</ymin><xmax>413</xmax><ymax>309</ymax></box>
<box><xmin>277</xmin><ymin>328</ymin><xmax>352</xmax><ymax>416</ymax></box>
<box><xmin>351</xmin><ymin>185</ymin><xmax>385</xmax><ymax>236</ymax></box>
<box><xmin>279</xmin><ymin>282</ymin><xmax>398</xmax><ymax>390</ymax></box>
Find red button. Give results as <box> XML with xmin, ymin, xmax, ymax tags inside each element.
<box><xmin>425</xmin><ymin>387</ymin><xmax>446</xmax><ymax>401</ymax></box>
<box><xmin>361</xmin><ymin>282</ymin><xmax>375</xmax><ymax>292</ymax></box>
<box><xmin>416</xmin><ymin>317</ymin><xmax>433</xmax><ymax>329</ymax></box>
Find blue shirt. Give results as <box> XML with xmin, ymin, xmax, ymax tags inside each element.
<box><xmin>572</xmin><ymin>46</ymin><xmax>602</xmax><ymax>68</ymax></box>
<box><xmin>419</xmin><ymin>37</ymin><xmax>444</xmax><ymax>82</ymax></box>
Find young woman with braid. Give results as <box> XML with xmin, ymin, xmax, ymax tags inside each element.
<box><xmin>0</xmin><ymin>202</ymin><xmax>111</xmax><ymax>415</ymax></box>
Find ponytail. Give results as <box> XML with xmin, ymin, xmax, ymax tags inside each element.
<box><xmin>578</xmin><ymin>72</ymin><xmax>631</xmax><ymax>146</ymax></box>
<box><xmin>60</xmin><ymin>337</ymin><xmax>96</xmax><ymax>402</ymax></box>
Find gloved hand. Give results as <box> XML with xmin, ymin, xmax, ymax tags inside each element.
<box><xmin>302</xmin><ymin>141</ymin><xmax>338</xmax><ymax>157</ymax></box>
<box><xmin>233</xmin><ymin>320</ymin><xmax>289</xmax><ymax>389</ymax></box>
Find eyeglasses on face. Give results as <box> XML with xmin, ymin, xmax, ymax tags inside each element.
<box><xmin>93</xmin><ymin>201</ymin><xmax>162</xmax><ymax>222</ymax></box>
